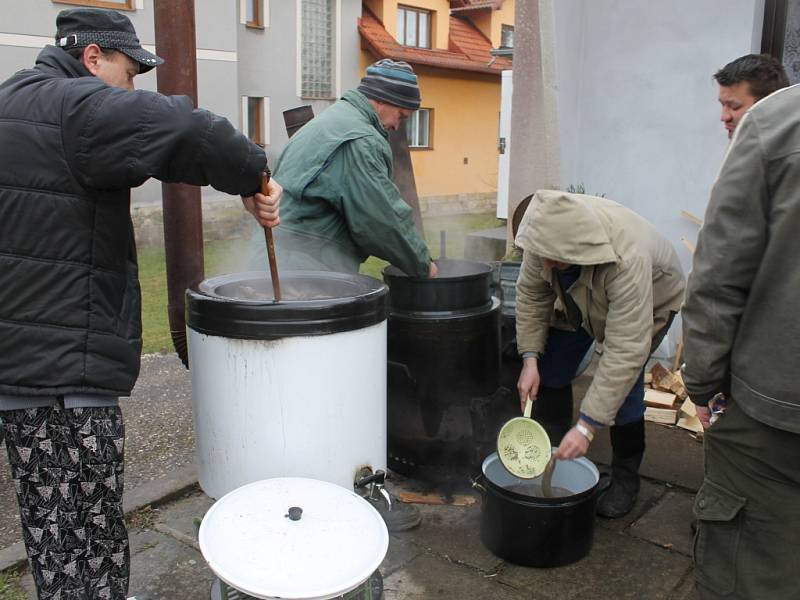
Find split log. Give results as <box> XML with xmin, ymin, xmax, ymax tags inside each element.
<box><xmin>645</xmin><ymin>406</ymin><xmax>678</xmax><ymax>425</ymax></box>
<box><xmin>649</xmin><ymin>362</ymin><xmax>687</xmax><ymax>399</ymax></box>
<box><xmin>676</xmin><ymin>398</ymin><xmax>705</xmax><ymax>434</ymax></box>
<box><xmin>645</xmin><ymin>388</ymin><xmax>678</xmax><ymax>408</ymax></box>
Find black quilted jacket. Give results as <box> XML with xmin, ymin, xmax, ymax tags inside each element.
<box><xmin>0</xmin><ymin>46</ymin><xmax>266</xmax><ymax>398</ymax></box>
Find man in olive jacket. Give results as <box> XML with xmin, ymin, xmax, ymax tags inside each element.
<box><xmin>0</xmin><ymin>9</ymin><xmax>281</xmax><ymax>600</ymax></box>
<box><xmin>515</xmin><ymin>190</ymin><xmax>685</xmax><ymax>517</ymax></box>
<box><xmin>259</xmin><ymin>59</ymin><xmax>436</xmax><ymax>279</ymax></box>
<box><xmin>683</xmin><ymin>84</ymin><xmax>800</xmax><ymax>600</ymax></box>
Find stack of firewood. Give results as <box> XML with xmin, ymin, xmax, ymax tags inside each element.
<box><xmin>644</xmin><ymin>362</ymin><xmax>704</xmax><ymax>436</ymax></box>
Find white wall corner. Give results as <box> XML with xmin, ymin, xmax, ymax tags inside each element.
<box><xmin>335</xmin><ymin>0</ymin><xmax>342</xmax><ymax>98</ymax></box>
<box><xmin>751</xmin><ymin>0</ymin><xmax>766</xmax><ymax>52</ymax></box>
<box><xmin>264</xmin><ymin>97</ymin><xmax>271</xmax><ymax>145</ymax></box>
<box><xmin>241</xmin><ymin>96</ymin><xmax>249</xmax><ymax>135</ymax></box>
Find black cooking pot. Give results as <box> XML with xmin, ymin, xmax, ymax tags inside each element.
<box><xmin>478</xmin><ymin>452</ymin><xmax>600</xmax><ymax>567</ymax></box>
<box><xmin>383</xmin><ymin>259</ymin><xmax>492</xmax><ymax>312</ymax></box>
<box><xmin>383</xmin><ymin>259</ymin><xmax>502</xmax><ymax>477</ymax></box>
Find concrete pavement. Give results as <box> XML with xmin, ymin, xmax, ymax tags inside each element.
<box><xmin>0</xmin><ymin>353</ymin><xmax>704</xmax><ymax>599</ymax></box>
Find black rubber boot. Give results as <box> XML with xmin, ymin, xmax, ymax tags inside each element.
<box><xmin>533</xmin><ymin>385</ymin><xmax>574</xmax><ymax>446</ymax></box>
<box><xmin>596</xmin><ymin>419</ymin><xmax>645</xmax><ymax>519</ymax></box>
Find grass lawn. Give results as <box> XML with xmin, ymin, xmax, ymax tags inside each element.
<box><xmin>0</xmin><ymin>570</ymin><xmax>26</xmax><ymax>600</ymax></box>
<box><xmin>139</xmin><ymin>212</ymin><xmax>503</xmax><ymax>354</ymax></box>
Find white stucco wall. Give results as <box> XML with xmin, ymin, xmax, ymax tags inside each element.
<box><xmin>553</xmin><ymin>0</ymin><xmax>763</xmax><ymax>275</ymax></box>
<box><xmin>504</xmin><ymin>0</ymin><xmax>766</xmax><ymax>355</ymax></box>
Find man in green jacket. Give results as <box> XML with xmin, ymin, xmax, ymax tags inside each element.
<box><xmin>258</xmin><ymin>59</ymin><xmax>436</xmax><ymax>279</ymax></box>
<box><xmin>683</xmin><ymin>84</ymin><xmax>800</xmax><ymax>600</ymax></box>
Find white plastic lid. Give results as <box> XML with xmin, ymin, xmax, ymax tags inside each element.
<box><xmin>198</xmin><ymin>477</ymin><xmax>389</xmax><ymax>600</ymax></box>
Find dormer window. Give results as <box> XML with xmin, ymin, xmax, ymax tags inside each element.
<box><xmin>397</xmin><ymin>6</ymin><xmax>431</xmax><ymax>49</ymax></box>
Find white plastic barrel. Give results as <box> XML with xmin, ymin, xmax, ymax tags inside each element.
<box><xmin>186</xmin><ymin>271</ymin><xmax>388</xmax><ymax>499</ymax></box>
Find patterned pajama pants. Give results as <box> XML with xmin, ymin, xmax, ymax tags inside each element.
<box><xmin>1</xmin><ymin>405</ymin><xmax>129</xmax><ymax>600</ymax></box>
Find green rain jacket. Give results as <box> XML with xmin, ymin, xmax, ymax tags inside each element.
<box><xmin>271</xmin><ymin>90</ymin><xmax>431</xmax><ymax>278</ymax></box>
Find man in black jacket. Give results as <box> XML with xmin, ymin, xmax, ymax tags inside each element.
<box><xmin>0</xmin><ymin>8</ymin><xmax>281</xmax><ymax>600</ymax></box>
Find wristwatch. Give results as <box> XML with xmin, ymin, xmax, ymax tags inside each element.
<box><xmin>575</xmin><ymin>421</ymin><xmax>594</xmax><ymax>443</ymax></box>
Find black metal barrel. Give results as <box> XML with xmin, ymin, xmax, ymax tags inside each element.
<box><xmin>383</xmin><ymin>259</ymin><xmax>506</xmax><ymax>478</ymax></box>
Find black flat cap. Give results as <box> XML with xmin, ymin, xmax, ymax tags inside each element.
<box><xmin>55</xmin><ymin>8</ymin><xmax>164</xmax><ymax>73</ymax></box>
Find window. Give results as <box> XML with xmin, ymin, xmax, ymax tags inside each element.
<box><xmin>500</xmin><ymin>25</ymin><xmax>514</xmax><ymax>49</ymax></box>
<box><xmin>406</xmin><ymin>108</ymin><xmax>431</xmax><ymax>149</ymax></box>
<box><xmin>53</xmin><ymin>0</ymin><xmax>135</xmax><ymax>9</ymax></box>
<box><xmin>300</xmin><ymin>0</ymin><xmax>336</xmax><ymax>99</ymax></box>
<box><xmin>242</xmin><ymin>97</ymin><xmax>270</xmax><ymax>147</ymax></box>
<box><xmin>241</xmin><ymin>0</ymin><xmax>268</xmax><ymax>28</ymax></box>
<box><xmin>397</xmin><ymin>6</ymin><xmax>431</xmax><ymax>49</ymax></box>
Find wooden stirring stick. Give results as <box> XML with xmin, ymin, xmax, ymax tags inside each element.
<box><xmin>260</xmin><ymin>172</ymin><xmax>281</xmax><ymax>302</ymax></box>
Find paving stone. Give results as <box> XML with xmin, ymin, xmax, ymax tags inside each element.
<box><xmin>128</xmin><ymin>529</ymin><xmax>212</xmax><ymax>600</ymax></box>
<box><xmin>668</xmin><ymin>567</ymin><xmax>700</xmax><ymax>600</ymax></box>
<box><xmin>595</xmin><ymin>479</ymin><xmax>668</xmax><ymax>533</ymax></box>
<box><xmin>391</xmin><ymin>503</ymin><xmax>503</xmax><ymax>573</ymax></box>
<box><xmin>382</xmin><ymin>533</ymin><xmax>424</xmax><ymax>577</ymax></box>
<box><xmin>153</xmin><ymin>488</ymin><xmax>214</xmax><ymax>541</ymax></box>
<box><xmin>630</xmin><ymin>490</ymin><xmax>696</xmax><ymax>557</ymax></box>
<box><xmin>588</xmin><ymin>423</ymin><xmax>704</xmax><ymax>492</ymax></box>
<box><xmin>496</xmin><ymin>526</ymin><xmax>693</xmax><ymax>600</ymax></box>
<box><xmin>383</xmin><ymin>553</ymin><xmax>526</xmax><ymax>600</ymax></box>
<box><xmin>575</xmin><ymin>368</ymin><xmax>705</xmax><ymax>493</ymax></box>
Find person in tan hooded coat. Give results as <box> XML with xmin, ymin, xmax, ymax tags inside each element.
<box><xmin>515</xmin><ymin>190</ymin><xmax>685</xmax><ymax>517</ymax></box>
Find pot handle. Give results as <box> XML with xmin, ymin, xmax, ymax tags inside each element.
<box><xmin>470</xmin><ymin>474</ymin><xmax>487</xmax><ymax>494</ymax></box>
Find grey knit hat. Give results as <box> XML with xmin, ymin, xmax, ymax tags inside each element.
<box><xmin>55</xmin><ymin>8</ymin><xmax>164</xmax><ymax>73</ymax></box>
<box><xmin>358</xmin><ymin>59</ymin><xmax>421</xmax><ymax>110</ymax></box>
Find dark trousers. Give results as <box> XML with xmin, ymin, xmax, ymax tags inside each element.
<box><xmin>538</xmin><ymin>327</ymin><xmax>646</xmax><ymax>426</ymax></box>
<box><xmin>694</xmin><ymin>400</ymin><xmax>800</xmax><ymax>600</ymax></box>
<box><xmin>1</xmin><ymin>405</ymin><xmax>129</xmax><ymax>600</ymax></box>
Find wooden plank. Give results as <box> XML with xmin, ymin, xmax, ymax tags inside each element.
<box><xmin>679</xmin><ymin>397</ymin><xmax>697</xmax><ymax>417</ymax></box>
<box><xmin>396</xmin><ymin>491</ymin><xmax>477</xmax><ymax>507</ymax></box>
<box><xmin>681</xmin><ymin>210</ymin><xmax>704</xmax><ymax>226</ymax></box>
<box><xmin>645</xmin><ymin>406</ymin><xmax>678</xmax><ymax>425</ymax></box>
<box><xmin>677</xmin><ymin>411</ymin><xmax>704</xmax><ymax>434</ymax></box>
<box><xmin>672</xmin><ymin>340</ymin><xmax>684</xmax><ymax>372</ymax></box>
<box><xmin>681</xmin><ymin>237</ymin><xmax>696</xmax><ymax>254</ymax></box>
<box><xmin>645</xmin><ymin>388</ymin><xmax>678</xmax><ymax>408</ymax></box>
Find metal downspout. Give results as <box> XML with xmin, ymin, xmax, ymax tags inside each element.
<box><xmin>154</xmin><ymin>0</ymin><xmax>202</xmax><ymax>368</ymax></box>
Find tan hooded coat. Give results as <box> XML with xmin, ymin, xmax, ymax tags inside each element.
<box><xmin>514</xmin><ymin>191</ymin><xmax>685</xmax><ymax>425</ymax></box>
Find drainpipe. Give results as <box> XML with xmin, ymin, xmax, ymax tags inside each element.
<box><xmin>153</xmin><ymin>0</ymin><xmax>203</xmax><ymax>367</ymax></box>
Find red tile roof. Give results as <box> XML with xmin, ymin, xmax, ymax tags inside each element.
<box><xmin>450</xmin><ymin>0</ymin><xmax>504</xmax><ymax>12</ymax></box>
<box><xmin>359</xmin><ymin>6</ymin><xmax>511</xmax><ymax>75</ymax></box>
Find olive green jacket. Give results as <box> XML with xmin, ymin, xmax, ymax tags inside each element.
<box><xmin>683</xmin><ymin>85</ymin><xmax>800</xmax><ymax>434</ymax></box>
<box><xmin>270</xmin><ymin>90</ymin><xmax>431</xmax><ymax>278</ymax></box>
<box><xmin>514</xmin><ymin>191</ymin><xmax>686</xmax><ymax>425</ymax></box>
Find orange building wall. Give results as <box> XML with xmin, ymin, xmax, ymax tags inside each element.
<box><xmin>411</xmin><ymin>65</ymin><xmax>501</xmax><ymax>198</ymax></box>
<box><xmin>469</xmin><ymin>11</ymin><xmax>492</xmax><ymax>42</ymax></box>
<box><xmin>364</xmin><ymin>0</ymin><xmax>451</xmax><ymax>50</ymax></box>
<box><xmin>489</xmin><ymin>0</ymin><xmax>515</xmax><ymax>48</ymax></box>
<box><xmin>360</xmin><ymin>52</ymin><xmax>502</xmax><ymax>200</ymax></box>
